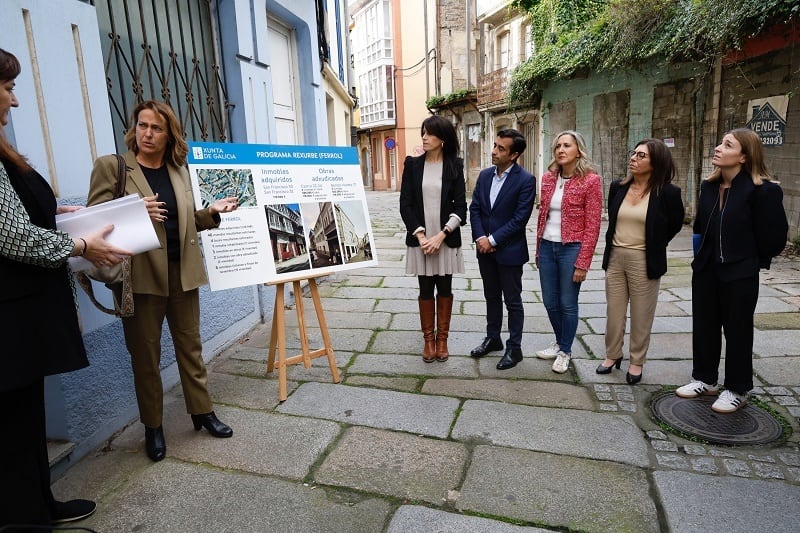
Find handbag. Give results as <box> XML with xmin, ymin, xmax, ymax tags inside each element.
<box><xmin>75</xmin><ymin>155</ymin><xmax>134</xmax><ymax>317</ymax></box>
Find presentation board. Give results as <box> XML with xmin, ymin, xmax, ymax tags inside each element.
<box><xmin>188</xmin><ymin>142</ymin><xmax>377</xmax><ymax>290</ymax></box>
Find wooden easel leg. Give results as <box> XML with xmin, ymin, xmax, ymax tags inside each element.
<box><xmin>267</xmin><ymin>288</ymin><xmax>280</xmax><ymax>373</ymax></box>
<box><xmin>274</xmin><ymin>283</ymin><xmax>288</xmax><ymax>401</ymax></box>
<box><xmin>293</xmin><ymin>280</ymin><xmax>312</xmax><ymax>368</ymax></box>
<box><xmin>309</xmin><ymin>278</ymin><xmax>340</xmax><ymax>383</ymax></box>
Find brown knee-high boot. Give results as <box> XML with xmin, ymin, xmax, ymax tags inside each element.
<box><xmin>435</xmin><ymin>295</ymin><xmax>453</xmax><ymax>362</ymax></box>
<box><xmin>419</xmin><ymin>297</ymin><xmax>436</xmax><ymax>362</ymax></box>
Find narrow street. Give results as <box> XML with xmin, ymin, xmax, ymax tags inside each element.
<box><xmin>55</xmin><ymin>190</ymin><xmax>800</xmax><ymax>532</ymax></box>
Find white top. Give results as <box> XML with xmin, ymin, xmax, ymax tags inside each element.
<box><xmin>542</xmin><ymin>176</ymin><xmax>568</xmax><ymax>242</ymax></box>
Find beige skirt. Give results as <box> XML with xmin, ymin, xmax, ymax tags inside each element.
<box><xmin>405</xmin><ymin>245</ymin><xmax>464</xmax><ymax>276</ymax></box>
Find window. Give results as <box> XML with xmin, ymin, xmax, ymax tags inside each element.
<box><xmin>497</xmin><ymin>31</ymin><xmax>510</xmax><ymax>68</ymax></box>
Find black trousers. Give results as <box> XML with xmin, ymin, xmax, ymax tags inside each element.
<box><xmin>0</xmin><ymin>379</ymin><xmax>54</xmax><ymax>527</ymax></box>
<box><xmin>691</xmin><ymin>268</ymin><xmax>759</xmax><ymax>394</ymax></box>
<box><xmin>478</xmin><ymin>255</ymin><xmax>524</xmax><ymax>348</ymax></box>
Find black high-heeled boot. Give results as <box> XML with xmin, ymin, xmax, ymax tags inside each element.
<box><xmin>595</xmin><ymin>358</ymin><xmax>622</xmax><ymax>374</ymax></box>
<box><xmin>191</xmin><ymin>411</ymin><xmax>233</xmax><ymax>438</ymax></box>
<box><xmin>144</xmin><ymin>425</ymin><xmax>166</xmax><ymax>462</ymax></box>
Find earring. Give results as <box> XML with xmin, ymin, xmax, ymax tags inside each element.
<box><xmin>441</xmin><ymin>141</ymin><xmax>444</xmax><ymax>147</ymax></box>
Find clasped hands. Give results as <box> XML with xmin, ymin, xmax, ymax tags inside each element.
<box><xmin>416</xmin><ymin>231</ymin><xmax>445</xmax><ymax>255</ymax></box>
<box><xmin>475</xmin><ymin>236</ymin><xmax>495</xmax><ymax>254</ymax></box>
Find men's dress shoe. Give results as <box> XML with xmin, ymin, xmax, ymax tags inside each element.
<box><xmin>470</xmin><ymin>337</ymin><xmax>504</xmax><ymax>357</ymax></box>
<box><xmin>51</xmin><ymin>499</ymin><xmax>97</xmax><ymax>523</ymax></box>
<box><xmin>191</xmin><ymin>411</ymin><xmax>233</xmax><ymax>438</ymax></box>
<box><xmin>496</xmin><ymin>347</ymin><xmax>523</xmax><ymax>370</ymax></box>
<box><xmin>595</xmin><ymin>358</ymin><xmax>623</xmax><ymax>374</ymax></box>
<box><xmin>626</xmin><ymin>370</ymin><xmax>643</xmax><ymax>385</ymax></box>
<box><xmin>144</xmin><ymin>426</ymin><xmax>166</xmax><ymax>462</ymax></box>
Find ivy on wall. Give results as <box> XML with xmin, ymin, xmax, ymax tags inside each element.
<box><xmin>508</xmin><ymin>0</ymin><xmax>800</xmax><ymax>105</ymax></box>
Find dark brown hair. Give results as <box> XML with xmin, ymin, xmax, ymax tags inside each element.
<box><xmin>0</xmin><ymin>48</ymin><xmax>30</xmax><ymax>171</ymax></box>
<box><xmin>622</xmin><ymin>138</ymin><xmax>675</xmax><ymax>194</ymax></box>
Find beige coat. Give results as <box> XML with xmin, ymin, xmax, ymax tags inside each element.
<box><xmin>87</xmin><ymin>150</ymin><xmax>219</xmax><ymax>296</ymax></box>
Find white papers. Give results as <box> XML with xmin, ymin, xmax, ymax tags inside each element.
<box><xmin>56</xmin><ymin>194</ymin><xmax>160</xmax><ymax>271</ymax></box>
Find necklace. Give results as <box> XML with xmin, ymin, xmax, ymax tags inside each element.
<box><xmin>558</xmin><ymin>173</ymin><xmax>572</xmax><ymax>189</ymax></box>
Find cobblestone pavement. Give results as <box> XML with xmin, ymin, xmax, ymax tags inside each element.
<box><xmin>55</xmin><ymin>191</ymin><xmax>800</xmax><ymax>532</ymax></box>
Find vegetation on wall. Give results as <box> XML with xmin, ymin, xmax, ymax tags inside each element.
<box><xmin>426</xmin><ymin>89</ymin><xmax>477</xmax><ymax>110</ymax></box>
<box><xmin>508</xmin><ymin>0</ymin><xmax>800</xmax><ymax>105</ymax></box>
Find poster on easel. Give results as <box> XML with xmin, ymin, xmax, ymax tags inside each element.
<box><xmin>187</xmin><ymin>142</ymin><xmax>377</xmax><ymax>291</ymax></box>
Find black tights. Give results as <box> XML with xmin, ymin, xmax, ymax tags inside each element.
<box><xmin>418</xmin><ymin>275</ymin><xmax>452</xmax><ymax>300</ymax></box>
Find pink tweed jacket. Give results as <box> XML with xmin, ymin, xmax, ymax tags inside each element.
<box><xmin>535</xmin><ymin>170</ymin><xmax>603</xmax><ymax>271</ymax></box>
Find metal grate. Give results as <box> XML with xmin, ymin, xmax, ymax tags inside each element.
<box><xmin>93</xmin><ymin>0</ymin><xmax>231</xmax><ymax>150</ymax></box>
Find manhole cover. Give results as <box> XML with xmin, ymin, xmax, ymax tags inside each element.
<box><xmin>651</xmin><ymin>392</ymin><xmax>784</xmax><ymax>445</ymax></box>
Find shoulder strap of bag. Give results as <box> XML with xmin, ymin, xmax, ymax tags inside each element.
<box><xmin>75</xmin><ymin>154</ymin><xmax>134</xmax><ymax>317</ymax></box>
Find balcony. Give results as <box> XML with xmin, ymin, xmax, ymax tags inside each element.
<box><xmin>477</xmin><ymin>67</ymin><xmax>508</xmax><ymax>109</ymax></box>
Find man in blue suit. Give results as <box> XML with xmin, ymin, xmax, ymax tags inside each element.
<box><xmin>469</xmin><ymin>129</ymin><xmax>536</xmax><ymax>370</ymax></box>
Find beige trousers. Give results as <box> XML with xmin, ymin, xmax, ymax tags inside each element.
<box><xmin>121</xmin><ymin>261</ymin><xmax>212</xmax><ymax>428</ymax></box>
<box><xmin>604</xmin><ymin>247</ymin><xmax>660</xmax><ymax>366</ymax></box>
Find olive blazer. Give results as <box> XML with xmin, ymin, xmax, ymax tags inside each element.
<box><xmin>87</xmin><ymin>151</ymin><xmax>219</xmax><ymax>296</ymax></box>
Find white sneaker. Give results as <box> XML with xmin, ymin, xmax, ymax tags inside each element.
<box><xmin>675</xmin><ymin>380</ymin><xmax>719</xmax><ymax>398</ymax></box>
<box><xmin>536</xmin><ymin>342</ymin><xmax>560</xmax><ymax>360</ymax></box>
<box><xmin>711</xmin><ymin>390</ymin><xmax>747</xmax><ymax>413</ymax></box>
<box><xmin>551</xmin><ymin>351</ymin><xmax>571</xmax><ymax>374</ymax></box>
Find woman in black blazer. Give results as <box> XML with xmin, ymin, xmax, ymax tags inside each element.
<box><xmin>598</xmin><ymin>138</ymin><xmax>684</xmax><ymax>384</ymax></box>
<box><xmin>399</xmin><ymin>115</ymin><xmax>467</xmax><ymax>362</ymax></box>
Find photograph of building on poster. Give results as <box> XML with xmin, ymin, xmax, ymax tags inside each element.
<box><xmin>196</xmin><ymin>168</ymin><xmax>258</xmax><ymax>208</ymax></box>
<box><xmin>265</xmin><ymin>203</ymin><xmax>312</xmax><ymax>274</ymax></box>
<box><xmin>334</xmin><ymin>200</ymin><xmax>372</xmax><ymax>263</ymax></box>
<box><xmin>301</xmin><ymin>202</ymin><xmax>344</xmax><ymax>268</ymax></box>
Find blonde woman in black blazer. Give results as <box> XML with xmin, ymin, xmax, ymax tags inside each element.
<box><xmin>399</xmin><ymin>115</ymin><xmax>467</xmax><ymax>362</ymax></box>
<box><xmin>599</xmin><ymin>138</ymin><xmax>684</xmax><ymax>384</ymax></box>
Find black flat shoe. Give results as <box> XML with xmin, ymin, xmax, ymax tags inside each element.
<box><xmin>191</xmin><ymin>411</ymin><xmax>233</xmax><ymax>438</ymax></box>
<box><xmin>596</xmin><ymin>358</ymin><xmax>623</xmax><ymax>374</ymax></box>
<box><xmin>51</xmin><ymin>499</ymin><xmax>97</xmax><ymax>523</ymax></box>
<box><xmin>144</xmin><ymin>425</ymin><xmax>166</xmax><ymax>462</ymax></box>
<box><xmin>626</xmin><ymin>370</ymin><xmax>643</xmax><ymax>385</ymax></box>
<box><xmin>470</xmin><ymin>337</ymin><xmax>504</xmax><ymax>358</ymax></box>
<box><xmin>496</xmin><ymin>347</ymin><xmax>523</xmax><ymax>370</ymax></box>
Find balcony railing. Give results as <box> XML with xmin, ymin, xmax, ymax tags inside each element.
<box><xmin>477</xmin><ymin>67</ymin><xmax>508</xmax><ymax>108</ymax></box>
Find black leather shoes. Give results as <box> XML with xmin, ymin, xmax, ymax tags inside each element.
<box><xmin>496</xmin><ymin>347</ymin><xmax>523</xmax><ymax>370</ymax></box>
<box><xmin>144</xmin><ymin>425</ymin><xmax>166</xmax><ymax>462</ymax></box>
<box><xmin>191</xmin><ymin>411</ymin><xmax>233</xmax><ymax>438</ymax></box>
<box><xmin>51</xmin><ymin>499</ymin><xmax>97</xmax><ymax>523</ymax></box>
<box><xmin>595</xmin><ymin>358</ymin><xmax>623</xmax><ymax>374</ymax></box>
<box><xmin>470</xmin><ymin>337</ymin><xmax>504</xmax><ymax>358</ymax></box>
<box><xmin>626</xmin><ymin>370</ymin><xmax>643</xmax><ymax>385</ymax></box>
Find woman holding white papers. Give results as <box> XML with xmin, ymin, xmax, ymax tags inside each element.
<box><xmin>0</xmin><ymin>48</ymin><xmax>129</xmax><ymax>529</ymax></box>
<box><xmin>88</xmin><ymin>100</ymin><xmax>239</xmax><ymax>462</ymax></box>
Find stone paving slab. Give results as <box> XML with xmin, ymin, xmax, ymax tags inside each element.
<box><xmin>72</xmin><ymin>459</ymin><xmax>392</xmax><ymax>532</ymax></box>
<box><xmin>753</xmin><ymin>331</ymin><xmax>800</xmax><ymax>357</ymax></box>
<box><xmin>374</xmin><ymin>298</ymin><xmax>421</xmax><ymax>312</ymax></box>
<box><xmin>674</xmin><ymin>296</ymin><xmax>798</xmax><ymax>315</ymax></box>
<box><xmin>457</xmin><ymin>446</ymin><xmax>659</xmax><ymax>532</ymax></box>
<box><xmin>213</xmin><ymin>357</ymin><xmax>345</xmax><ymax>388</ymax></box>
<box><xmin>331</xmin><ymin>286</ymin><xmax>418</xmax><ymax>300</ymax></box>
<box><xmin>301</xmin><ymin>296</ymin><xmax>376</xmax><ymax>312</ymax></box>
<box><xmin>387</xmin><ymin>505</ymin><xmax>550</xmax><ymax>532</ymax></box>
<box><xmin>314</xmin><ymin>427</ymin><xmax>469</xmax><ymax>505</ymax></box>
<box><xmin>348</xmin><ymin>353</ymin><xmax>479</xmax><ymax>378</ymax></box>
<box><xmin>339</xmin><ymin>274</ymin><xmax>384</xmax><ymax>287</ymax></box>
<box><xmin>282</xmin><ymin>310</ymin><xmax>392</xmax><ymax>330</ymax></box>
<box><xmin>112</xmin><ymin>405</ymin><xmax>341</xmax><ymax>480</ymax></box>
<box><xmin>370</xmin><ymin>330</ymin><xmax>588</xmax><ymax>357</ymax></box>
<box><xmin>754</xmin><ymin>356</ymin><xmax>800</xmax><ymax>386</ymax></box>
<box><xmin>582</xmin><ymin>332</ymin><xmax>692</xmax><ymax>361</ymax></box>
<box><xmin>207</xmin><ymin>372</ymin><xmax>284</xmax><ymax>410</ymax></box>
<box><xmin>277</xmin><ymin>382</ymin><xmax>459</xmax><ymax>438</ymax></box>
<box><xmin>344</xmin><ymin>375</ymin><xmax>420</xmax><ymax>392</ymax></box>
<box><xmin>386</xmin><ymin>312</ymin><xmax>588</xmax><ymax>335</ymax></box>
<box><xmin>588</xmin><ymin>315</ymin><xmax>693</xmax><ymax>334</ymax></box>
<box><xmin>655</xmin><ymin>471</ymin><xmax>800</xmax><ymax>533</ymax></box>
<box><xmin>476</xmin><ymin>356</ymin><xmax>577</xmax><ymax>381</ymax></box>
<box><xmin>452</xmin><ymin>400</ymin><xmax>649</xmax><ymax>467</ymax></box>
<box><xmin>421</xmin><ymin>378</ymin><xmax>595</xmax><ymax>410</ymax></box>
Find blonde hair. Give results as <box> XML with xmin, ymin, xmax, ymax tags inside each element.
<box><xmin>124</xmin><ymin>100</ymin><xmax>188</xmax><ymax>168</ymax></box>
<box><xmin>707</xmin><ymin>128</ymin><xmax>771</xmax><ymax>185</ymax></box>
<box><xmin>546</xmin><ymin>130</ymin><xmax>596</xmax><ymax>177</ymax></box>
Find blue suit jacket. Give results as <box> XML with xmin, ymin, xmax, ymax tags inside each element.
<box><xmin>469</xmin><ymin>163</ymin><xmax>536</xmax><ymax>266</ymax></box>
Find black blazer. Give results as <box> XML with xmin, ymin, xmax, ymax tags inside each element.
<box><xmin>0</xmin><ymin>161</ymin><xmax>88</xmax><ymax>392</ymax></box>
<box><xmin>602</xmin><ymin>179</ymin><xmax>685</xmax><ymax>279</ymax></box>
<box><xmin>399</xmin><ymin>154</ymin><xmax>467</xmax><ymax>248</ymax></box>
<box><xmin>693</xmin><ymin>171</ymin><xmax>788</xmax><ymax>275</ymax></box>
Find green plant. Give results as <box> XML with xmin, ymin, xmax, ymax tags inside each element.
<box><xmin>425</xmin><ymin>89</ymin><xmax>477</xmax><ymax>109</ymax></box>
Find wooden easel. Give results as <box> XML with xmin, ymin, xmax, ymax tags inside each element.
<box><xmin>266</xmin><ymin>274</ymin><xmax>340</xmax><ymax>401</ymax></box>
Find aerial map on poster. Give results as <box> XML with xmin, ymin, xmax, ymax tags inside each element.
<box><xmin>187</xmin><ymin>142</ymin><xmax>377</xmax><ymax>291</ymax></box>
